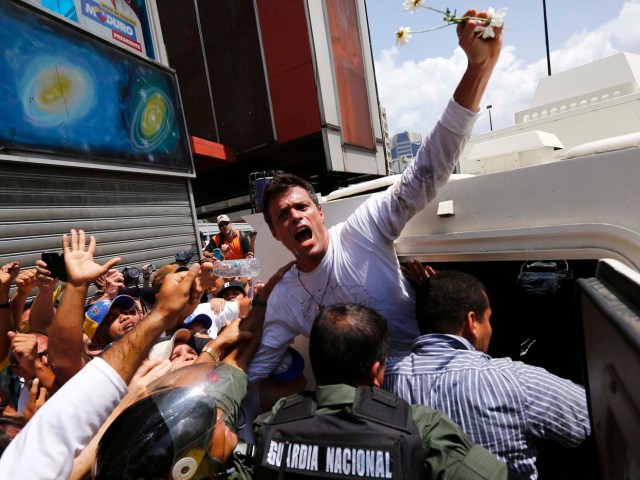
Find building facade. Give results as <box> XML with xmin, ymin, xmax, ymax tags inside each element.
<box><xmin>461</xmin><ymin>53</ymin><xmax>640</xmax><ymax>175</ymax></box>
<box><xmin>0</xmin><ymin>0</ymin><xmax>201</xmax><ymax>270</ymax></box>
<box><xmin>1</xmin><ymin>0</ymin><xmax>388</xmax><ymax>268</ymax></box>
<box><xmin>390</xmin><ymin>131</ymin><xmax>422</xmax><ymax>174</ymax></box>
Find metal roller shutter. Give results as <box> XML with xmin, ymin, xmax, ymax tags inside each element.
<box><xmin>0</xmin><ymin>162</ymin><xmax>199</xmax><ymax>272</ymax></box>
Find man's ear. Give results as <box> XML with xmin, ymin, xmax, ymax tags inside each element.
<box><xmin>369</xmin><ymin>361</ymin><xmax>385</xmax><ymax>388</ymax></box>
<box><xmin>461</xmin><ymin>311</ymin><xmax>478</xmax><ymax>341</ymax></box>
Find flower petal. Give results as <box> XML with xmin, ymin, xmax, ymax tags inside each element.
<box><xmin>489</xmin><ymin>7</ymin><xmax>508</xmax><ymax>28</ymax></box>
<box><xmin>395</xmin><ymin>26</ymin><xmax>412</xmax><ymax>46</ymax></box>
<box><xmin>402</xmin><ymin>0</ymin><xmax>424</xmax><ymax>12</ymax></box>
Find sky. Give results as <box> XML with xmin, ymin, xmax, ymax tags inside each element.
<box><xmin>365</xmin><ymin>0</ymin><xmax>640</xmax><ymax>135</ymax></box>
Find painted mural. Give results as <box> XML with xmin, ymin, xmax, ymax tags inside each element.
<box><xmin>0</xmin><ymin>0</ymin><xmax>192</xmax><ymax>172</ymax></box>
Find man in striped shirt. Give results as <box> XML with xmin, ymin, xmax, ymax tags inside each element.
<box><xmin>384</xmin><ymin>270</ymin><xmax>591</xmax><ymax>479</ymax></box>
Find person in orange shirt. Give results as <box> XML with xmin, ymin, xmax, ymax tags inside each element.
<box><xmin>204</xmin><ymin>215</ymin><xmax>254</xmax><ymax>260</ymax></box>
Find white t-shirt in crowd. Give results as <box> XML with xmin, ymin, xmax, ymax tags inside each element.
<box><xmin>0</xmin><ymin>358</ymin><xmax>127</xmax><ymax>479</ymax></box>
<box><xmin>190</xmin><ymin>300</ymin><xmax>240</xmax><ymax>337</ymax></box>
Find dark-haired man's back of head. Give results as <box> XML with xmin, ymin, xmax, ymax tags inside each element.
<box><xmin>309</xmin><ymin>304</ymin><xmax>389</xmax><ymax>387</ymax></box>
<box><xmin>418</xmin><ymin>271</ymin><xmax>489</xmax><ymax>335</ymax></box>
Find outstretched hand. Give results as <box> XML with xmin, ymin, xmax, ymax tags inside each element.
<box><xmin>0</xmin><ymin>262</ymin><xmax>20</xmax><ymax>289</ymax></box>
<box><xmin>401</xmin><ymin>259</ymin><xmax>436</xmax><ymax>290</ymax></box>
<box><xmin>198</xmin><ymin>260</ymin><xmax>220</xmax><ymax>291</ymax></box>
<box><xmin>63</xmin><ymin>229</ymin><xmax>121</xmax><ymax>287</ymax></box>
<box><xmin>209</xmin><ymin>297</ymin><xmax>226</xmax><ymax>315</ymax></box>
<box><xmin>155</xmin><ymin>264</ymin><xmax>203</xmax><ymax>329</ymax></box>
<box><xmin>216</xmin><ymin>318</ymin><xmax>253</xmax><ymax>349</ymax></box>
<box><xmin>14</xmin><ymin>269</ymin><xmax>37</xmax><ymax>295</ymax></box>
<box><xmin>128</xmin><ymin>359</ymin><xmax>174</xmax><ymax>402</ymax></box>
<box><xmin>34</xmin><ymin>260</ymin><xmax>58</xmax><ymax>291</ymax></box>
<box><xmin>103</xmin><ymin>269</ymin><xmax>125</xmax><ymax>300</ymax></box>
<box><xmin>453</xmin><ymin>8</ymin><xmax>502</xmax><ymax>112</ymax></box>
<box><xmin>258</xmin><ymin>261</ymin><xmax>295</xmax><ymax>301</ymax></box>
<box><xmin>8</xmin><ymin>331</ymin><xmax>37</xmax><ymax>374</ymax></box>
<box><xmin>23</xmin><ymin>377</ymin><xmax>47</xmax><ymax>421</ymax></box>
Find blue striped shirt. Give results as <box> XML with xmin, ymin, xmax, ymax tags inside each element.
<box><xmin>383</xmin><ymin>334</ymin><xmax>591</xmax><ymax>479</ymax></box>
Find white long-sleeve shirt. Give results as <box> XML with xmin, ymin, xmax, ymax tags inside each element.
<box><xmin>0</xmin><ymin>358</ymin><xmax>127</xmax><ymax>479</ymax></box>
<box><xmin>248</xmin><ymin>99</ymin><xmax>478</xmax><ymax>382</ymax></box>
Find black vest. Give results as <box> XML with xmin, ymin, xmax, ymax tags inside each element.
<box><xmin>254</xmin><ymin>386</ymin><xmax>426</xmax><ymax>479</ymax></box>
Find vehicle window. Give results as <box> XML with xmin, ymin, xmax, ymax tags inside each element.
<box><xmin>417</xmin><ymin>259</ymin><xmax>601</xmax><ymax>479</ymax></box>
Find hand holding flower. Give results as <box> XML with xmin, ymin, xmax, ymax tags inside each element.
<box><xmin>395</xmin><ymin>2</ymin><xmax>507</xmax><ymax>45</ymax></box>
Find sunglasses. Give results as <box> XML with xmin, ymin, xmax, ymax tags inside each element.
<box><xmin>218</xmin><ymin>221</ymin><xmax>230</xmax><ymax>227</ymax></box>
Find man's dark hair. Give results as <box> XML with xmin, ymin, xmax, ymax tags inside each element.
<box><xmin>261</xmin><ymin>173</ymin><xmax>319</xmax><ymax>227</ymax></box>
<box><xmin>418</xmin><ymin>271</ymin><xmax>489</xmax><ymax>335</ymax></box>
<box><xmin>0</xmin><ymin>416</ymin><xmax>26</xmax><ymax>457</ymax></box>
<box><xmin>309</xmin><ymin>304</ymin><xmax>389</xmax><ymax>386</ymax></box>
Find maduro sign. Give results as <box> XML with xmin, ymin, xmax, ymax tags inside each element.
<box><xmin>75</xmin><ymin>0</ymin><xmax>146</xmax><ymax>55</ymax></box>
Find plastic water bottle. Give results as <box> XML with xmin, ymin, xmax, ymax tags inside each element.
<box><xmin>212</xmin><ymin>258</ymin><xmax>261</xmax><ymax>278</ymax></box>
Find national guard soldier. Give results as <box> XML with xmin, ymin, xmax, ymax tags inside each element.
<box><xmin>254</xmin><ymin>304</ymin><xmax>521</xmax><ymax>479</ymax></box>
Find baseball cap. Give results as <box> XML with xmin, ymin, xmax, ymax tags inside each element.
<box><xmin>182</xmin><ymin>313</ymin><xmax>213</xmax><ymax>331</ymax></box>
<box><xmin>216</xmin><ymin>214</ymin><xmax>231</xmax><ymax>225</ymax></box>
<box><xmin>84</xmin><ymin>295</ymin><xmax>136</xmax><ymax>339</ymax></box>
<box><xmin>216</xmin><ymin>280</ymin><xmax>246</xmax><ymax>299</ymax></box>
<box><xmin>148</xmin><ymin>328</ymin><xmax>192</xmax><ymax>361</ymax></box>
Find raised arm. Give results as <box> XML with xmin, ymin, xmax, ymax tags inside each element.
<box><xmin>101</xmin><ymin>263</ymin><xmax>204</xmax><ymax>383</ymax></box>
<box><xmin>0</xmin><ymin>262</ymin><xmax>20</xmax><ymax>364</ymax></box>
<box><xmin>453</xmin><ymin>10</ymin><xmax>502</xmax><ymax>112</ymax></box>
<box><xmin>27</xmin><ymin>260</ymin><xmax>59</xmax><ymax>335</ymax></box>
<box><xmin>69</xmin><ymin>359</ymin><xmax>174</xmax><ymax>480</ymax></box>
<box><xmin>10</xmin><ymin>268</ymin><xmax>36</xmax><ymax>332</ymax></box>
<box><xmin>48</xmin><ymin>230</ymin><xmax>121</xmax><ymax>387</ymax></box>
<box><xmin>0</xmin><ymin>265</ymin><xmax>204</xmax><ymax>479</ymax></box>
<box><xmin>91</xmin><ymin>269</ymin><xmax>125</xmax><ymax>304</ymax></box>
<box><xmin>346</xmin><ymin>11</ymin><xmax>502</xmax><ymax>242</ymax></box>
<box><xmin>200</xmin><ymin>261</ymin><xmax>295</xmax><ymax>374</ymax></box>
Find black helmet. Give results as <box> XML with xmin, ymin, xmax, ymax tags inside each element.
<box><xmin>94</xmin><ymin>363</ymin><xmax>241</xmax><ymax>479</ymax></box>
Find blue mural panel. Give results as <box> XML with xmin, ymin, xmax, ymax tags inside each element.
<box><xmin>0</xmin><ymin>0</ymin><xmax>192</xmax><ymax>172</ymax></box>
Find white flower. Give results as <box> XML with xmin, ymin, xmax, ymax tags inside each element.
<box><xmin>474</xmin><ymin>24</ymin><xmax>492</xmax><ymax>39</ymax></box>
<box><xmin>403</xmin><ymin>0</ymin><xmax>424</xmax><ymax>13</ymax></box>
<box><xmin>395</xmin><ymin>26</ymin><xmax>412</xmax><ymax>46</ymax></box>
<box><xmin>474</xmin><ymin>6</ymin><xmax>507</xmax><ymax>39</ymax></box>
<box><xmin>489</xmin><ymin>7</ymin><xmax>508</xmax><ymax>28</ymax></box>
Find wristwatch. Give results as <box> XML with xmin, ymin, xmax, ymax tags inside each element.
<box><xmin>251</xmin><ymin>294</ymin><xmax>268</xmax><ymax>308</ymax></box>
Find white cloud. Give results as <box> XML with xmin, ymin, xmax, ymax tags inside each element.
<box><xmin>376</xmin><ymin>0</ymin><xmax>640</xmax><ymax>136</ymax></box>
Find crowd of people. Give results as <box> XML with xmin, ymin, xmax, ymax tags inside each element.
<box><xmin>0</xmin><ymin>12</ymin><xmax>592</xmax><ymax>479</ymax></box>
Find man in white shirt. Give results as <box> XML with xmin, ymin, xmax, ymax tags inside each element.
<box><xmin>249</xmin><ymin>10</ymin><xmax>503</xmax><ymax>382</ymax></box>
